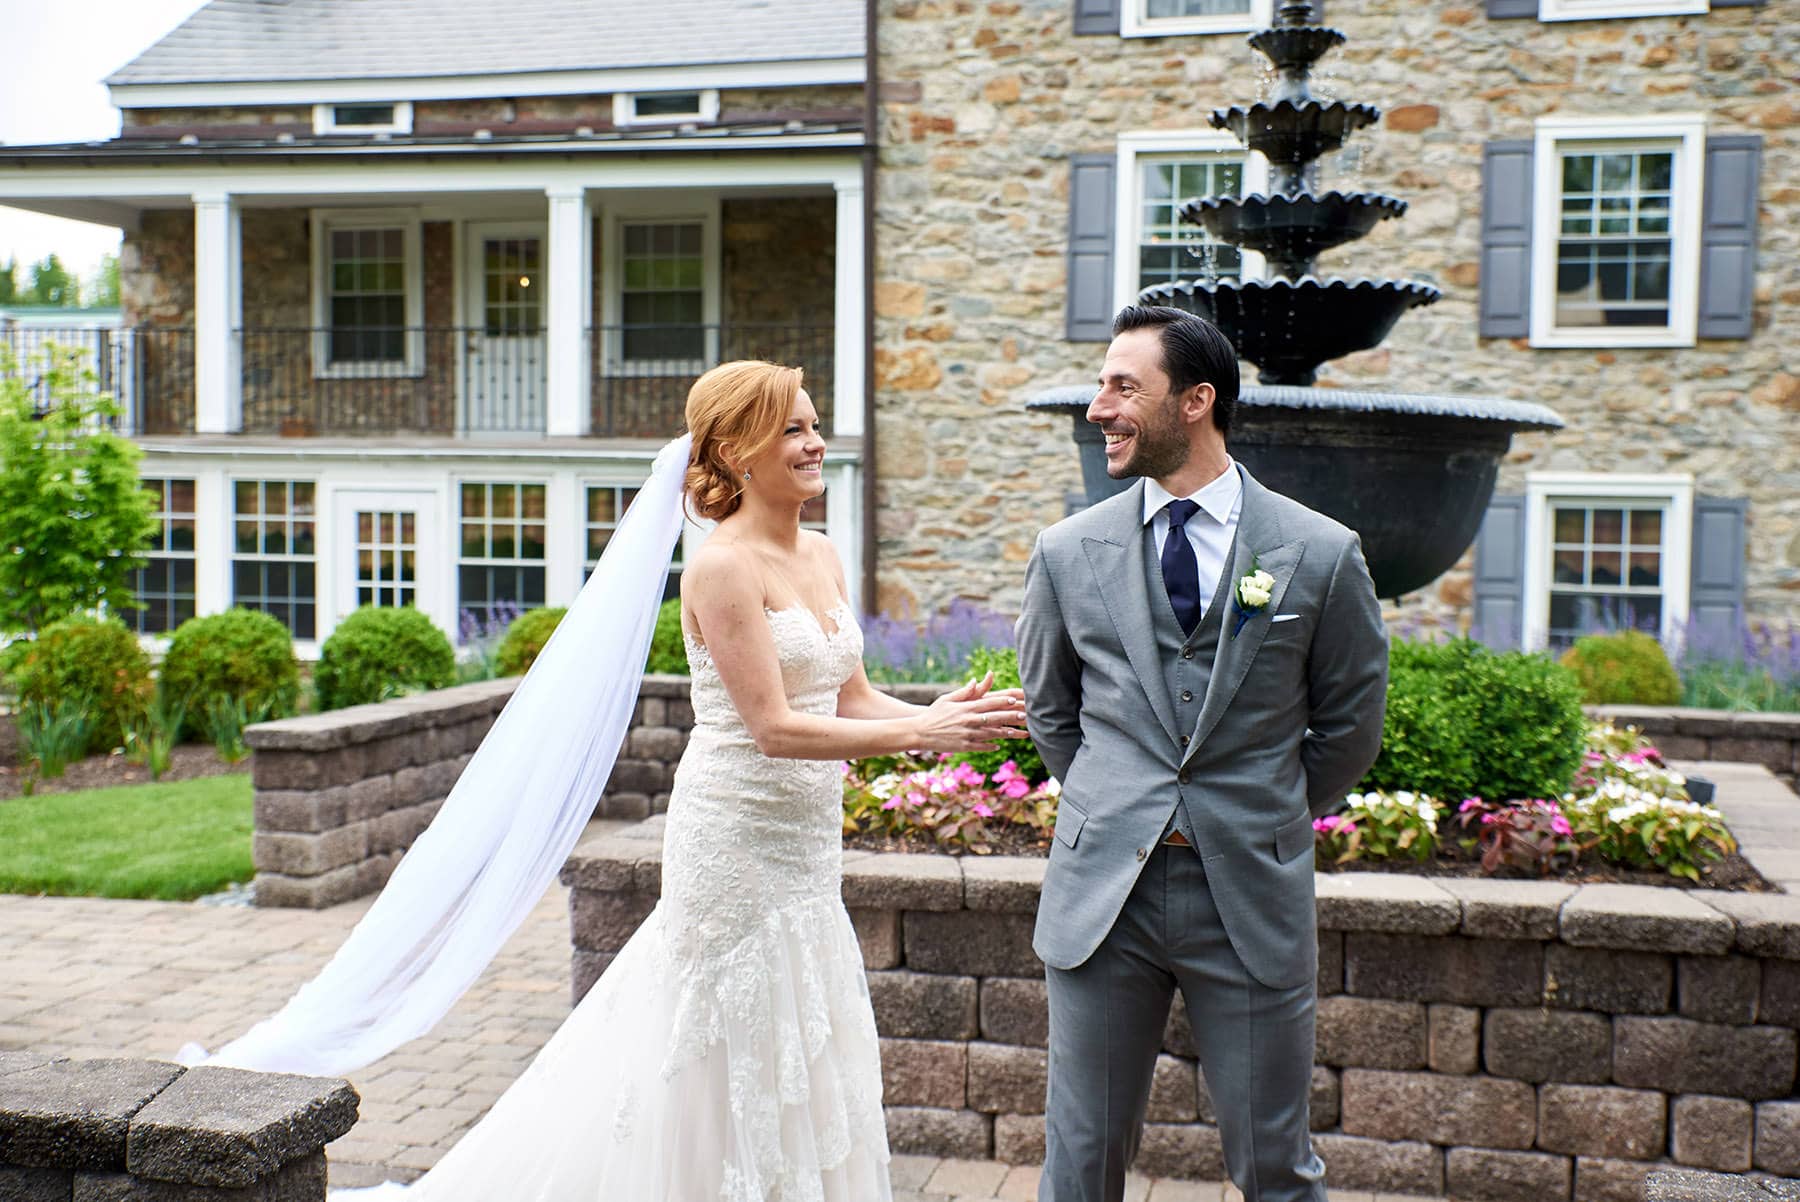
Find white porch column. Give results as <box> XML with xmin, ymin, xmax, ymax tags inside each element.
<box><xmin>832</xmin><ymin>177</ymin><xmax>866</xmax><ymax>439</ymax></box>
<box><xmin>192</xmin><ymin>192</ymin><xmax>242</xmax><ymax>434</ymax></box>
<box><xmin>545</xmin><ymin>186</ymin><xmax>593</xmax><ymax>437</ymax></box>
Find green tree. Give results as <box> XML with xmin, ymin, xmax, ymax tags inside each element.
<box><xmin>0</xmin><ymin>257</ymin><xmax>17</xmax><ymax>304</ymax></box>
<box><xmin>86</xmin><ymin>253</ymin><xmax>121</xmax><ymax>308</ymax></box>
<box><xmin>27</xmin><ymin>254</ymin><xmax>80</xmax><ymax>307</ymax></box>
<box><xmin>0</xmin><ymin>344</ymin><xmax>158</xmax><ymax>632</ymax></box>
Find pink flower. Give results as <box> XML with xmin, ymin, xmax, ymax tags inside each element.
<box><xmin>1000</xmin><ymin>779</ymin><xmax>1031</xmax><ymax>800</ymax></box>
<box><xmin>881</xmin><ymin>797</ymin><xmax>903</xmax><ymax>811</ymax></box>
<box><xmin>1551</xmin><ymin>815</ymin><xmax>1573</xmax><ymax>837</ymax></box>
<box><xmin>1312</xmin><ymin>818</ymin><xmax>1334</xmax><ymax>834</ymax></box>
<box><xmin>971</xmin><ymin>802</ymin><xmax>995</xmax><ymax>819</ymax></box>
<box><xmin>1459</xmin><ymin>797</ymin><xmax>1485</xmax><ymax>814</ymax></box>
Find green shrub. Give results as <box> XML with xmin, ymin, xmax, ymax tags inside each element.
<box><xmin>496</xmin><ymin>607</ymin><xmax>567</xmax><ymax>676</ymax></box>
<box><xmin>1559</xmin><ymin>629</ymin><xmax>1682</xmax><ymax>706</ymax></box>
<box><xmin>313</xmin><ymin>606</ymin><xmax>456</xmax><ymax>710</ymax></box>
<box><xmin>12</xmin><ymin>614</ymin><xmax>153</xmax><ymax>754</ymax></box>
<box><xmin>646</xmin><ymin>598</ymin><xmax>690</xmax><ymax>676</ymax></box>
<box><xmin>950</xmin><ymin>645</ymin><xmax>1047</xmax><ymax>784</ymax></box>
<box><xmin>1362</xmin><ymin>638</ymin><xmax>1587</xmax><ymax>804</ymax></box>
<box><xmin>158</xmin><ymin>609</ymin><xmax>300</xmax><ymax>737</ymax></box>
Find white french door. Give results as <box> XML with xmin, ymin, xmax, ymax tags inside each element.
<box><xmin>462</xmin><ymin>222</ymin><xmax>547</xmax><ymax>433</ymax></box>
<box><xmin>334</xmin><ymin>488</ymin><xmax>443</xmax><ymax>629</ymax></box>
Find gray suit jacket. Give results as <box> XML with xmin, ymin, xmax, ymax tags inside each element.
<box><xmin>1017</xmin><ymin>466</ymin><xmax>1388</xmax><ymax>989</ymax></box>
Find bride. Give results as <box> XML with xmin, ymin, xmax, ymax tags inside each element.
<box><xmin>205</xmin><ymin>360</ymin><xmax>1028</xmax><ymax>1200</ymax></box>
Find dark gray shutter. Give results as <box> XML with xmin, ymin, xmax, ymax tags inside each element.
<box><xmin>1486</xmin><ymin>0</ymin><xmax>1537</xmax><ymax>16</ymax></box>
<box><xmin>1697</xmin><ymin>134</ymin><xmax>1761</xmax><ymax>340</ymax></box>
<box><xmin>1066</xmin><ymin>153</ymin><xmax>1118</xmax><ymax>342</ymax></box>
<box><xmin>1687</xmin><ymin>496</ymin><xmax>1747</xmax><ymax>659</ymax></box>
<box><xmin>1711</xmin><ymin>0</ymin><xmax>1763</xmax><ymax>8</ymax></box>
<box><xmin>1073</xmin><ymin>0</ymin><xmax>1120</xmax><ymax>35</ymax></box>
<box><xmin>1472</xmin><ymin>494</ymin><xmax>1527</xmax><ymax>649</ymax></box>
<box><xmin>1479</xmin><ymin>140</ymin><xmax>1535</xmax><ymax>338</ymax></box>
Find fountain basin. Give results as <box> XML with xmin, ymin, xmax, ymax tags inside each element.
<box><xmin>1142</xmin><ymin>276</ymin><xmax>1441</xmax><ymax>387</ymax></box>
<box><xmin>1209</xmin><ymin>100</ymin><xmax>1379</xmax><ymax>168</ymax></box>
<box><xmin>1182</xmin><ymin>192</ymin><xmax>1408</xmax><ymax>277</ymax></box>
<box><xmin>1247</xmin><ymin>26</ymin><xmax>1344</xmax><ymax>76</ymax></box>
<box><xmin>1027</xmin><ymin>384</ymin><xmax>1563</xmax><ymax>599</ymax></box>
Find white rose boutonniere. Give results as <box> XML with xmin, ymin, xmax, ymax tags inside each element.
<box><xmin>1230</xmin><ymin>561</ymin><xmax>1276</xmax><ymax>639</ymax></box>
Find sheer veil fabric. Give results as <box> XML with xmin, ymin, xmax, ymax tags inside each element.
<box><xmin>179</xmin><ymin>433</ymin><xmax>694</xmax><ymax>1078</ymax></box>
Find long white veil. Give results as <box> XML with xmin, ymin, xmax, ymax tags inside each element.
<box><xmin>181</xmin><ymin>433</ymin><xmax>693</xmax><ymax>1077</ymax></box>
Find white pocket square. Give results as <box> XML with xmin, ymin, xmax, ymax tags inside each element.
<box><xmin>1270</xmin><ymin>613</ymin><xmax>1302</xmax><ymax>623</ymax></box>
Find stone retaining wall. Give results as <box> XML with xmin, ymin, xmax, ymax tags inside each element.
<box><xmin>564</xmin><ymin>828</ymin><xmax>1800</xmax><ymax>1199</ymax></box>
<box><xmin>0</xmin><ymin>1053</ymin><xmax>357</xmax><ymax>1200</ymax></box>
<box><xmin>1593</xmin><ymin>707</ymin><xmax>1800</xmax><ymax>784</ymax></box>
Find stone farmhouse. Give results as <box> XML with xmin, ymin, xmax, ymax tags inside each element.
<box><xmin>0</xmin><ymin>0</ymin><xmax>1790</xmax><ymax>655</ymax></box>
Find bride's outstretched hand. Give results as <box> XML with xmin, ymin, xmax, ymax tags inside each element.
<box><xmin>915</xmin><ymin>671</ymin><xmax>1030</xmax><ymax>751</ymax></box>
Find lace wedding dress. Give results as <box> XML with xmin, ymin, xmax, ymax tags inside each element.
<box><xmin>347</xmin><ymin>602</ymin><xmax>892</xmax><ymax>1201</ymax></box>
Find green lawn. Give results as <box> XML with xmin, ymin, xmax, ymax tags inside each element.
<box><xmin>0</xmin><ymin>775</ymin><xmax>253</xmax><ymax>901</ymax></box>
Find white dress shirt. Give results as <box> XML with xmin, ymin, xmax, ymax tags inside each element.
<box><xmin>1142</xmin><ymin>461</ymin><xmax>1243</xmax><ymax>618</ymax></box>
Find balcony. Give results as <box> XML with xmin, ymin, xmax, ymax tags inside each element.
<box><xmin>2</xmin><ymin>323</ymin><xmax>835</xmax><ymax>439</ymax></box>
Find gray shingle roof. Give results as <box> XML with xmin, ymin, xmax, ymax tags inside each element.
<box><xmin>107</xmin><ymin>0</ymin><xmax>864</xmax><ymax>86</ymax></box>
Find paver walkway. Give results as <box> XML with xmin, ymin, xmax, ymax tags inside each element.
<box><xmin>56</xmin><ymin>757</ymin><xmax>1800</xmax><ymax>1195</ymax></box>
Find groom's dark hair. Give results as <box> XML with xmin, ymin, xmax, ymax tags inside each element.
<box><xmin>1111</xmin><ymin>305</ymin><xmax>1240</xmax><ymax>435</ymax></box>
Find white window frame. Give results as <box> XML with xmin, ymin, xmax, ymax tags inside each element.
<box><xmin>1122</xmin><ymin>0</ymin><xmax>1268</xmax><ymax>38</ymax></box>
<box><xmin>1521</xmin><ymin>471</ymin><xmax>1693</xmax><ymax>651</ymax></box>
<box><xmin>1528</xmin><ymin>114</ymin><xmax>1707</xmax><ymax>350</ymax></box>
<box><xmin>310</xmin><ymin>209</ymin><xmax>426</xmax><ymax>378</ymax></box>
<box><xmin>231</xmin><ymin>477</ymin><xmax>322</xmax><ymax>642</ymax></box>
<box><xmin>597</xmin><ymin>196</ymin><xmax>723</xmax><ymax>374</ymax></box>
<box><xmin>1537</xmin><ymin>0</ymin><xmax>1707</xmax><ymax>21</ymax></box>
<box><xmin>455</xmin><ymin>478</ymin><xmax>550</xmax><ymax>633</ymax></box>
<box><xmin>612</xmin><ymin>90</ymin><xmax>720</xmax><ymax>127</ymax></box>
<box><xmin>1113</xmin><ymin>130</ymin><xmax>1267</xmax><ymax>315</ymax></box>
<box><xmin>312</xmin><ymin>101</ymin><xmax>414</xmax><ymax>136</ymax></box>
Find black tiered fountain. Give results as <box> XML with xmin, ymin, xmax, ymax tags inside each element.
<box><xmin>1030</xmin><ymin>1</ymin><xmax>1562</xmax><ymax>599</ymax></box>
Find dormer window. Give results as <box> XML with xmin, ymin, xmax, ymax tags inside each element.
<box><xmin>313</xmin><ymin>101</ymin><xmax>413</xmax><ymax>136</ymax></box>
<box><xmin>612</xmin><ymin>90</ymin><xmax>719</xmax><ymax>128</ymax></box>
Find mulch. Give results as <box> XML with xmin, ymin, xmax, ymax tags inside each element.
<box><xmin>844</xmin><ymin>827</ymin><xmax>1775</xmax><ymax>891</ymax></box>
<box><xmin>0</xmin><ymin>744</ymin><xmax>246</xmax><ymax>802</ymax></box>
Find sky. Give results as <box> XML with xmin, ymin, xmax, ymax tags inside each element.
<box><xmin>0</xmin><ymin>0</ymin><xmax>210</xmax><ymax>284</ymax></box>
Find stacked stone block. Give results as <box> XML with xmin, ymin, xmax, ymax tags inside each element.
<box><xmin>1589</xmin><ymin>708</ymin><xmax>1800</xmax><ymax>783</ymax></box>
<box><xmin>0</xmin><ymin>1054</ymin><xmax>357</xmax><ymax>1200</ymax></box>
<box><xmin>565</xmin><ymin>836</ymin><xmax>1800</xmax><ymax>1198</ymax></box>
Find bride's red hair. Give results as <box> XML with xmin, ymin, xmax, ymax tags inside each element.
<box><xmin>683</xmin><ymin>360</ymin><xmax>804</xmax><ymax>523</ymax></box>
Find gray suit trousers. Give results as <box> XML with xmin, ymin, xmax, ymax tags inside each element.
<box><xmin>1040</xmin><ymin>844</ymin><xmax>1325</xmax><ymax>1202</ymax></box>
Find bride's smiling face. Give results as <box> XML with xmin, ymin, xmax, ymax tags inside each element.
<box><xmin>741</xmin><ymin>389</ymin><xmax>826</xmax><ymax>505</ymax></box>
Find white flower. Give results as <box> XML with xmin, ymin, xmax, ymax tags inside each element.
<box><xmin>1237</xmin><ymin>569</ymin><xmax>1275</xmax><ymax>609</ymax></box>
<box><xmin>869</xmin><ymin>773</ymin><xmax>902</xmax><ymax>801</ymax></box>
<box><xmin>1043</xmin><ymin>777</ymin><xmax>1062</xmax><ymax>798</ymax></box>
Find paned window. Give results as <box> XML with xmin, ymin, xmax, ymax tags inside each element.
<box><xmin>354</xmin><ymin>510</ymin><xmax>418</xmax><ymax>609</ymax></box>
<box><xmin>1547</xmin><ymin>502</ymin><xmax>1668</xmax><ymax>647</ymax></box>
<box><xmin>130</xmin><ymin>478</ymin><xmax>196</xmax><ymax>635</ymax></box>
<box><xmin>313</xmin><ymin>101</ymin><xmax>413</xmax><ymax>135</ymax></box>
<box><xmin>483</xmin><ymin>238</ymin><xmax>542</xmax><ymax>336</ymax></box>
<box><xmin>460</xmin><ymin>482</ymin><xmax>547</xmax><ymax>628</ymax></box>
<box><xmin>1537</xmin><ymin>0</ymin><xmax>1707</xmax><ymax>21</ymax></box>
<box><xmin>620</xmin><ymin>221</ymin><xmax>705</xmax><ymax>363</ymax></box>
<box><xmin>613</xmin><ymin>90</ymin><xmax>719</xmax><ymax>127</ymax></box>
<box><xmin>584</xmin><ymin>484</ymin><xmax>682</xmax><ymax>601</ymax></box>
<box><xmin>232</xmin><ymin>480</ymin><xmax>318</xmax><ymax>639</ymax></box>
<box><xmin>327</xmin><ymin>227</ymin><xmax>408</xmax><ymax>364</ymax></box>
<box><xmin>1136</xmin><ymin>156</ymin><xmax>1245</xmax><ymax>296</ymax></box>
<box><xmin>1125</xmin><ymin>0</ymin><xmax>1266</xmax><ymax>37</ymax></box>
<box><xmin>1553</xmin><ymin>149</ymin><xmax>1674</xmax><ymax>330</ymax></box>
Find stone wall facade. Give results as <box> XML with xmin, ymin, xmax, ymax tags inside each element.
<box><xmin>1595</xmin><ymin>705</ymin><xmax>1800</xmax><ymax>782</ymax></box>
<box><xmin>870</xmin><ymin>1</ymin><xmax>1797</xmax><ymax>629</ymax></box>
<box><xmin>0</xmin><ymin>1053</ymin><xmax>356</xmax><ymax>1200</ymax></box>
<box><xmin>567</xmin><ymin>833</ymin><xmax>1800</xmax><ymax>1196</ymax></box>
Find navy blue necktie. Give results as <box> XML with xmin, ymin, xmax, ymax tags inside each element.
<box><xmin>1162</xmin><ymin>499</ymin><xmax>1203</xmax><ymax>635</ymax></box>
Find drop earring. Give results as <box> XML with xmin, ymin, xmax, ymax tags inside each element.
<box><xmin>743</xmin><ymin>470</ymin><xmax>752</xmax><ymax>480</ymax></box>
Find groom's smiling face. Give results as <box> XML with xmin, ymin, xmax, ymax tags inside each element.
<box><xmin>1089</xmin><ymin>327</ymin><xmax>1190</xmax><ymax>481</ymax></box>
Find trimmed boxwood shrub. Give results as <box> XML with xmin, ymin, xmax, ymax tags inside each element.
<box><xmin>159</xmin><ymin>609</ymin><xmax>301</xmax><ymax>736</ymax></box>
<box><xmin>1361</xmin><ymin>638</ymin><xmax>1587</xmax><ymax>804</ymax></box>
<box><xmin>1559</xmin><ymin>629</ymin><xmax>1682</xmax><ymax>706</ymax></box>
<box><xmin>314</xmin><ymin>606</ymin><xmax>456</xmax><ymax>710</ymax></box>
<box><xmin>12</xmin><ymin>614</ymin><xmax>154</xmax><ymax>754</ymax></box>
<box><xmin>496</xmin><ymin>607</ymin><xmax>567</xmax><ymax>676</ymax></box>
<box><xmin>646</xmin><ymin>598</ymin><xmax>690</xmax><ymax>676</ymax></box>
<box><xmin>951</xmin><ymin>645</ymin><xmax>1048</xmax><ymax>785</ymax></box>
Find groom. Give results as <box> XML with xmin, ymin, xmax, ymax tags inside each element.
<box><xmin>1017</xmin><ymin>305</ymin><xmax>1389</xmax><ymax>1202</ymax></box>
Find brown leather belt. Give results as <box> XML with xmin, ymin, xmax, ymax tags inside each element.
<box><xmin>1162</xmin><ymin>830</ymin><xmax>1191</xmax><ymax>847</ymax></box>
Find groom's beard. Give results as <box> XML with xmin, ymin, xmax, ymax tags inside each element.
<box><xmin>1108</xmin><ymin>398</ymin><xmax>1188</xmax><ymax>480</ymax></box>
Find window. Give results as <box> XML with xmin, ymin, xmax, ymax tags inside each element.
<box><xmin>620</xmin><ymin>221</ymin><xmax>706</xmax><ymax>363</ymax></box>
<box><xmin>354</xmin><ymin>510</ymin><xmax>418</xmax><ymax>609</ymax></box>
<box><xmin>233</xmin><ymin>480</ymin><xmax>318</xmax><ymax>639</ymax></box>
<box><xmin>1537</xmin><ymin>0</ymin><xmax>1706</xmax><ymax>20</ymax></box>
<box><xmin>1530</xmin><ymin>116</ymin><xmax>1706</xmax><ymax>348</ymax></box>
<box><xmin>612</xmin><ymin>90</ymin><xmax>719</xmax><ymax>127</ymax></box>
<box><xmin>313</xmin><ymin>102</ymin><xmax>413</xmax><ymax>135</ymax></box>
<box><xmin>460</xmin><ymin>482</ymin><xmax>547</xmax><ymax>630</ymax></box>
<box><xmin>481</xmin><ymin>238</ymin><xmax>542</xmax><ymax>336</ymax></box>
<box><xmin>1522</xmin><ymin>473</ymin><xmax>1693</xmax><ymax>651</ymax></box>
<box><xmin>1114</xmin><ymin>132</ymin><xmax>1262</xmax><ymax>313</ymax></box>
<box><xmin>585</xmin><ymin>484</ymin><xmax>682</xmax><ymax>601</ymax></box>
<box><xmin>130</xmin><ymin>478</ymin><xmax>196</xmax><ymax>635</ymax></box>
<box><xmin>311</xmin><ymin>213</ymin><xmax>423</xmax><ymax>375</ymax></box>
<box><xmin>1122</xmin><ymin>0</ymin><xmax>1268</xmax><ymax>38</ymax></box>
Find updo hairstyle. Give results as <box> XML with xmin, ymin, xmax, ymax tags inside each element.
<box><xmin>683</xmin><ymin>360</ymin><xmax>804</xmax><ymax>522</ymax></box>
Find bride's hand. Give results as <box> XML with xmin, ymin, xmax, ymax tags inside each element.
<box><xmin>914</xmin><ymin>672</ymin><xmax>1030</xmax><ymax>751</ymax></box>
